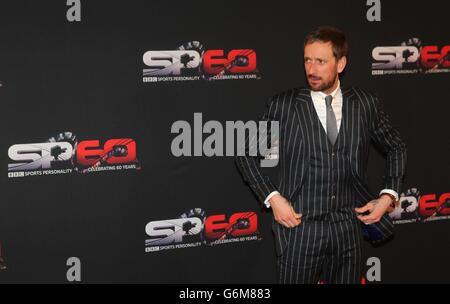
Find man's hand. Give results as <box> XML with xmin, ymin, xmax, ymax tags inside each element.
<box><xmin>355</xmin><ymin>195</ymin><xmax>393</xmax><ymax>225</ymax></box>
<box><xmin>270</xmin><ymin>194</ymin><xmax>302</xmax><ymax>228</ymax></box>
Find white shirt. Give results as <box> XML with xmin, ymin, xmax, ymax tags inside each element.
<box><xmin>264</xmin><ymin>81</ymin><xmax>398</xmax><ymax>207</ymax></box>
<box><xmin>310</xmin><ymin>80</ymin><xmax>343</xmax><ymax>134</ymax></box>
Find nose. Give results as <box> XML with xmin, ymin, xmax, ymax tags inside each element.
<box><xmin>305</xmin><ymin>62</ymin><xmax>317</xmax><ymax>76</ymax></box>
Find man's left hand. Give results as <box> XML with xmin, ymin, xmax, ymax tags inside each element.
<box><xmin>355</xmin><ymin>195</ymin><xmax>393</xmax><ymax>225</ymax></box>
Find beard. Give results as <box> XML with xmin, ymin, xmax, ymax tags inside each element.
<box><xmin>307</xmin><ymin>74</ymin><xmax>337</xmax><ymax>92</ymax></box>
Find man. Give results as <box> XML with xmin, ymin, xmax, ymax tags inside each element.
<box><xmin>235</xmin><ymin>26</ymin><xmax>407</xmax><ymax>284</ymax></box>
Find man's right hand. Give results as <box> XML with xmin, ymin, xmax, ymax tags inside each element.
<box><xmin>269</xmin><ymin>194</ymin><xmax>302</xmax><ymax>228</ymax></box>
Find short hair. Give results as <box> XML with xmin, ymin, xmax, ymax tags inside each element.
<box><xmin>304</xmin><ymin>26</ymin><xmax>348</xmax><ymax>59</ymax></box>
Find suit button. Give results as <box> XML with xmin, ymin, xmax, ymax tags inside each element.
<box><xmin>331</xmin><ymin>152</ymin><xmax>335</xmax><ymax>156</ymax></box>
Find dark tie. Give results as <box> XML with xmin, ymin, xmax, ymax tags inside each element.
<box><xmin>325</xmin><ymin>95</ymin><xmax>338</xmax><ymax>145</ymax></box>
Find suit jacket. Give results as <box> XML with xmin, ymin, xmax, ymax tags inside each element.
<box><xmin>235</xmin><ymin>85</ymin><xmax>407</xmax><ymax>244</ymax></box>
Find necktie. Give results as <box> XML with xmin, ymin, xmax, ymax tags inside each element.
<box><xmin>325</xmin><ymin>95</ymin><xmax>338</xmax><ymax>145</ymax></box>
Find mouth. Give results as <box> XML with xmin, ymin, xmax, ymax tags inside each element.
<box><xmin>308</xmin><ymin>77</ymin><xmax>321</xmax><ymax>85</ymax></box>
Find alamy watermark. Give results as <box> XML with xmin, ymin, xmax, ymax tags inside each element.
<box><xmin>170</xmin><ymin>113</ymin><xmax>279</xmax><ymax>167</ymax></box>
<box><xmin>366</xmin><ymin>0</ymin><xmax>381</xmax><ymax>22</ymax></box>
<box><xmin>66</xmin><ymin>257</ymin><xmax>81</xmax><ymax>282</ymax></box>
<box><xmin>66</xmin><ymin>0</ymin><xmax>81</xmax><ymax>22</ymax></box>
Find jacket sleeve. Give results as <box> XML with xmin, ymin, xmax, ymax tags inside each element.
<box><xmin>370</xmin><ymin>95</ymin><xmax>407</xmax><ymax>195</ymax></box>
<box><xmin>235</xmin><ymin>97</ymin><xmax>281</xmax><ymax>207</ymax></box>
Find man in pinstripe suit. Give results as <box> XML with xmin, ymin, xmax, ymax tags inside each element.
<box><xmin>235</xmin><ymin>26</ymin><xmax>407</xmax><ymax>284</ymax></box>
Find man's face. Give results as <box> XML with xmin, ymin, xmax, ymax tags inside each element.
<box><xmin>304</xmin><ymin>41</ymin><xmax>346</xmax><ymax>93</ymax></box>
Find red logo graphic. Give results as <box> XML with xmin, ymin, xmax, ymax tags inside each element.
<box><xmin>205</xmin><ymin>212</ymin><xmax>258</xmax><ymax>239</ymax></box>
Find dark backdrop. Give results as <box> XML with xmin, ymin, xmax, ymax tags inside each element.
<box><xmin>0</xmin><ymin>0</ymin><xmax>448</xmax><ymax>283</ymax></box>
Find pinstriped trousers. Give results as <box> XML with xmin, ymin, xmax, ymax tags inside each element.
<box><xmin>276</xmin><ymin>218</ymin><xmax>363</xmax><ymax>284</ymax></box>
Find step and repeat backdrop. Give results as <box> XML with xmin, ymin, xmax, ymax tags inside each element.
<box><xmin>0</xmin><ymin>0</ymin><xmax>448</xmax><ymax>283</ymax></box>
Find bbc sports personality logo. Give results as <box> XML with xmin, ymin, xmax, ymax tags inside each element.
<box><xmin>371</xmin><ymin>37</ymin><xmax>450</xmax><ymax>75</ymax></box>
<box><xmin>142</xmin><ymin>41</ymin><xmax>261</xmax><ymax>83</ymax></box>
<box><xmin>145</xmin><ymin>208</ymin><xmax>260</xmax><ymax>253</ymax></box>
<box><xmin>8</xmin><ymin>132</ymin><xmax>140</xmax><ymax>178</ymax></box>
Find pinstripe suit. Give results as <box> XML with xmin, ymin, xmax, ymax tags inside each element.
<box><xmin>235</xmin><ymin>85</ymin><xmax>407</xmax><ymax>283</ymax></box>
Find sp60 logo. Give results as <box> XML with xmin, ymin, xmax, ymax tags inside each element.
<box><xmin>8</xmin><ymin>132</ymin><xmax>140</xmax><ymax>177</ymax></box>
<box><xmin>142</xmin><ymin>41</ymin><xmax>260</xmax><ymax>82</ymax></box>
<box><xmin>371</xmin><ymin>37</ymin><xmax>450</xmax><ymax>75</ymax></box>
<box><xmin>145</xmin><ymin>209</ymin><xmax>260</xmax><ymax>252</ymax></box>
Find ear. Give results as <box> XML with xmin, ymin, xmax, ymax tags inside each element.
<box><xmin>337</xmin><ymin>56</ymin><xmax>347</xmax><ymax>74</ymax></box>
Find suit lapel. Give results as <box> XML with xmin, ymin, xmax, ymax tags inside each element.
<box><xmin>341</xmin><ymin>86</ymin><xmax>363</xmax><ymax>181</ymax></box>
<box><xmin>289</xmin><ymin>88</ymin><xmax>312</xmax><ymax>199</ymax></box>
<box><xmin>294</xmin><ymin>85</ymin><xmax>358</xmax><ymax>151</ymax></box>
<box><xmin>339</xmin><ymin>85</ymin><xmax>357</xmax><ymax>152</ymax></box>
